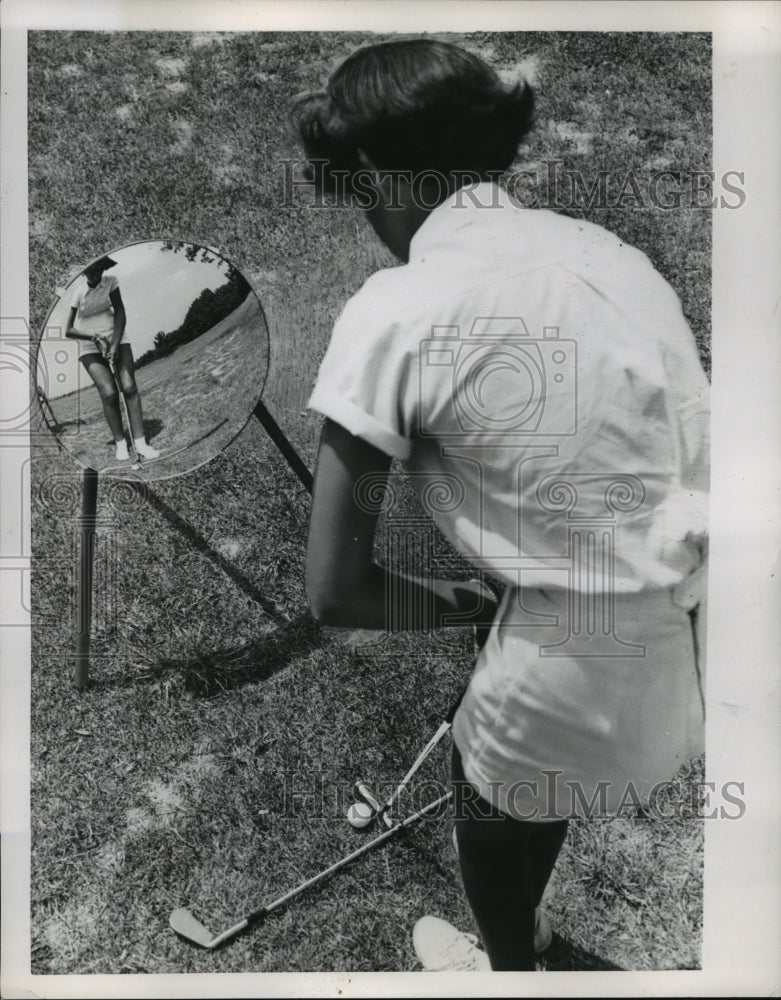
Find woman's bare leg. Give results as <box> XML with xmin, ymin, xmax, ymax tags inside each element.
<box><xmin>113</xmin><ymin>344</ymin><xmax>145</xmax><ymax>440</ymax></box>
<box><xmin>113</xmin><ymin>345</ymin><xmax>159</xmax><ymax>457</ymax></box>
<box><xmin>80</xmin><ymin>354</ymin><xmax>125</xmax><ymax>441</ymax></box>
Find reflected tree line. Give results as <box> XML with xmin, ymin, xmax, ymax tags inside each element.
<box><xmin>135</xmin><ymin>242</ymin><xmax>251</xmax><ymax>368</ymax></box>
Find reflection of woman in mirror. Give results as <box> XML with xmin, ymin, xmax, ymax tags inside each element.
<box><xmin>66</xmin><ymin>255</ymin><xmax>159</xmax><ymax>462</ymax></box>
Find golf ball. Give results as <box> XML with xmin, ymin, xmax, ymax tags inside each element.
<box><xmin>347</xmin><ymin>801</ymin><xmax>374</xmax><ymax>829</ymax></box>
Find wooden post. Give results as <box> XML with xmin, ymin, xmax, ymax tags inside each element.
<box><xmin>74</xmin><ymin>467</ymin><xmax>98</xmax><ymax>689</ymax></box>
<box><xmin>253</xmin><ymin>401</ymin><xmax>313</xmax><ymax>495</ymax></box>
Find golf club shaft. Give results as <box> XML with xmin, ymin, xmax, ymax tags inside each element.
<box><xmin>217</xmin><ymin>790</ymin><xmax>454</xmax><ymax>945</ymax></box>
<box><xmin>105</xmin><ymin>349</ymin><xmax>135</xmax><ymax>455</ymax></box>
<box><xmin>382</xmin><ymin>721</ymin><xmax>451</xmax><ymax>817</ymax></box>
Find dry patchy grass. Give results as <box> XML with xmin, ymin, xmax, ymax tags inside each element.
<box><xmin>28</xmin><ymin>29</ymin><xmax>710</xmax><ymax>974</ymax></box>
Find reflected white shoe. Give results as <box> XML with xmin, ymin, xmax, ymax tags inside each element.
<box><xmin>412</xmin><ymin>915</ymin><xmax>491</xmax><ymax>971</ymax></box>
<box><xmin>115</xmin><ymin>440</ymin><xmax>129</xmax><ymax>461</ymax></box>
<box><xmin>134</xmin><ymin>439</ymin><xmax>160</xmax><ymax>459</ymax></box>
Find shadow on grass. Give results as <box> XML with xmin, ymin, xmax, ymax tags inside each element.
<box><xmin>542</xmin><ymin>934</ymin><xmax>625</xmax><ymax>971</ymax></box>
<box><xmin>144</xmin><ymin>417</ymin><xmax>164</xmax><ymax>444</ymax></box>
<box><xmin>393</xmin><ymin>829</ymin><xmax>625</xmax><ymax>971</ymax></box>
<box><xmin>393</xmin><ymin>828</ymin><xmax>458</xmax><ymax>886</ymax></box>
<box><xmin>136</xmin><ymin>482</ymin><xmax>291</xmax><ymax>626</ymax></box>
<box><xmin>50</xmin><ymin>418</ymin><xmax>86</xmax><ymax>435</ymax></box>
<box><xmin>122</xmin><ymin>613</ymin><xmax>321</xmax><ymax>697</ymax></box>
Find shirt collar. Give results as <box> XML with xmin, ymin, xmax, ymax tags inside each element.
<box><xmin>408</xmin><ymin>181</ymin><xmax>515</xmax><ymax>260</ymax></box>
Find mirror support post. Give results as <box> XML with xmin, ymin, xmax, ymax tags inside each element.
<box><xmin>253</xmin><ymin>401</ymin><xmax>313</xmax><ymax>495</ymax></box>
<box><xmin>74</xmin><ymin>467</ymin><xmax>98</xmax><ymax>690</ymax></box>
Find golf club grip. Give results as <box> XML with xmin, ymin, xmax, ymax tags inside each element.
<box><xmin>262</xmin><ymin>791</ymin><xmax>453</xmax><ymax>917</ymax></box>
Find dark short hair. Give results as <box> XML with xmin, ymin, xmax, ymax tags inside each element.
<box><xmin>84</xmin><ymin>255</ymin><xmax>118</xmax><ymax>275</ymax></box>
<box><xmin>294</xmin><ymin>38</ymin><xmax>534</xmax><ymax>195</ymax></box>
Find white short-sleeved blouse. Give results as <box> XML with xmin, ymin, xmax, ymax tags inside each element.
<box><xmin>70</xmin><ymin>274</ymin><xmax>119</xmax><ymax>354</ymax></box>
<box><xmin>308</xmin><ymin>182</ymin><xmax>709</xmax><ymax>816</ymax></box>
<box><xmin>309</xmin><ymin>182</ymin><xmax>709</xmax><ymax>594</ymax></box>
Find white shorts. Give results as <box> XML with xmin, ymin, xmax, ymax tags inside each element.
<box><xmin>452</xmin><ymin>581</ymin><xmax>705</xmax><ymax>820</ymax></box>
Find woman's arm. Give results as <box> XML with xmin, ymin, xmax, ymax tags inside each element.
<box><xmin>306</xmin><ymin>418</ymin><xmax>498</xmax><ymax>631</ymax></box>
<box><xmin>65</xmin><ymin>306</ymin><xmax>81</xmax><ymax>339</ymax></box>
<box><xmin>109</xmin><ymin>287</ymin><xmax>126</xmax><ymax>358</ymax></box>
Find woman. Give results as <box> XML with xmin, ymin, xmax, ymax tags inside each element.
<box><xmin>297</xmin><ymin>39</ymin><xmax>709</xmax><ymax>971</ymax></box>
<box><xmin>66</xmin><ymin>255</ymin><xmax>159</xmax><ymax>462</ymax></box>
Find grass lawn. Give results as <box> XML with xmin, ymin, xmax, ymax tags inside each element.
<box><xmin>28</xmin><ymin>29</ymin><xmax>710</xmax><ymax>975</ymax></box>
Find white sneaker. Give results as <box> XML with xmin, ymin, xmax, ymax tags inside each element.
<box><xmin>115</xmin><ymin>440</ymin><xmax>129</xmax><ymax>461</ymax></box>
<box><xmin>134</xmin><ymin>439</ymin><xmax>160</xmax><ymax>459</ymax></box>
<box><xmin>412</xmin><ymin>915</ymin><xmax>491</xmax><ymax>971</ymax></box>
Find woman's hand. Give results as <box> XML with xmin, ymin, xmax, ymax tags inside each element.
<box><xmin>92</xmin><ymin>335</ymin><xmax>111</xmax><ymax>360</ymax></box>
<box><xmin>470</xmin><ymin>578</ymin><xmax>501</xmax><ymax>653</ymax></box>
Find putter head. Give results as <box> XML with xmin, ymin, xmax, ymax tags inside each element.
<box><xmin>169</xmin><ymin>908</ymin><xmax>217</xmax><ymax>948</ymax></box>
<box><xmin>353</xmin><ymin>781</ymin><xmax>381</xmax><ymax>813</ymax></box>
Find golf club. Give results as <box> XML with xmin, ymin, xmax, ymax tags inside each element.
<box><xmin>354</xmin><ymin>781</ymin><xmax>382</xmax><ymax>813</ymax></box>
<box><xmin>348</xmin><ymin>683</ymin><xmax>469</xmax><ymax>831</ymax></box>
<box><xmin>346</xmin><ymin>781</ymin><xmax>382</xmax><ymax>829</ymax></box>
<box><xmin>170</xmin><ymin>789</ymin><xmax>453</xmax><ymax>949</ymax></box>
<box><xmin>378</xmin><ymin>720</ymin><xmax>452</xmax><ymax>828</ymax></box>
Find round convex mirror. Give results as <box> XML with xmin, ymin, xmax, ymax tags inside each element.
<box><xmin>35</xmin><ymin>240</ymin><xmax>269</xmax><ymax>481</ymax></box>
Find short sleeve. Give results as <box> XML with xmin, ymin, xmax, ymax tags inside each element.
<box><xmin>308</xmin><ymin>274</ymin><xmax>418</xmax><ymax>460</ymax></box>
<box><xmin>104</xmin><ymin>274</ymin><xmax>119</xmax><ymax>295</ymax></box>
<box><xmin>70</xmin><ymin>284</ymin><xmax>84</xmax><ymax>310</ymax></box>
